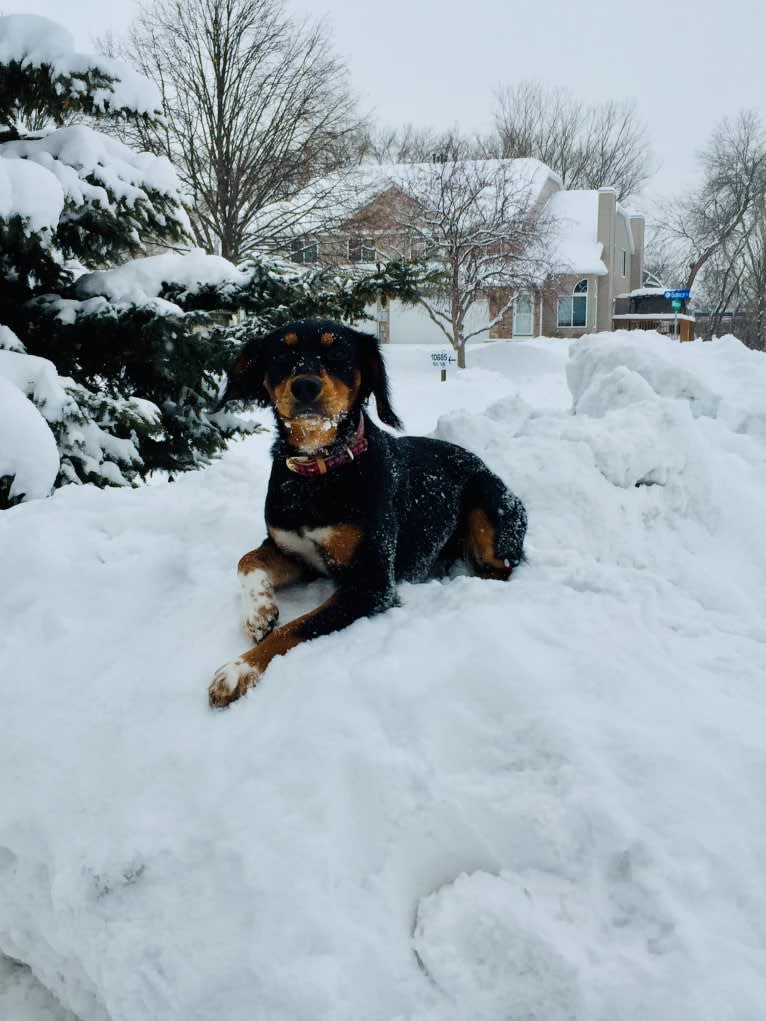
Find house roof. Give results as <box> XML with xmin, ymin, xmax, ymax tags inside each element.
<box><xmin>257</xmin><ymin>159</ymin><xmax>645</xmax><ymax>284</ymax></box>
<box><xmin>253</xmin><ymin>158</ymin><xmax>562</xmax><ymax>236</ymax></box>
<box><xmin>545</xmin><ymin>190</ymin><xmax>608</xmax><ymax>277</ymax></box>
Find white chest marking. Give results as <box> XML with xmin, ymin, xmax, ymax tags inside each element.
<box><xmin>270</xmin><ymin>526</ymin><xmax>334</xmax><ymax>575</ymax></box>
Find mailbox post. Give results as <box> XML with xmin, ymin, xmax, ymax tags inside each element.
<box><xmin>431</xmin><ymin>350</ymin><xmax>456</xmax><ymax>382</ymax></box>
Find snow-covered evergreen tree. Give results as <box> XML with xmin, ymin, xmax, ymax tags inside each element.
<box><xmin>0</xmin><ymin>15</ymin><xmax>252</xmax><ymax>505</ymax></box>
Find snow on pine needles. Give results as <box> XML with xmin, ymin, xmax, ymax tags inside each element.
<box><xmin>1</xmin><ymin>331</ymin><xmax>766</xmax><ymax>1021</ymax></box>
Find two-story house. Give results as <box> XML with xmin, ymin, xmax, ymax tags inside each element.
<box><xmin>278</xmin><ymin>159</ymin><xmax>645</xmax><ymax>344</ymax></box>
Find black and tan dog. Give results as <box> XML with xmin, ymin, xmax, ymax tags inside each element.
<box><xmin>209</xmin><ymin>318</ymin><xmax>527</xmax><ymax>707</ymax></box>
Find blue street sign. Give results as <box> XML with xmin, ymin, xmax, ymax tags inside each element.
<box><xmin>664</xmin><ymin>289</ymin><xmax>691</xmax><ymax>300</ymax></box>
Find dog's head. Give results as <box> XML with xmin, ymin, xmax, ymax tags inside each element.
<box><xmin>216</xmin><ymin>319</ymin><xmax>402</xmax><ymax>452</ymax></box>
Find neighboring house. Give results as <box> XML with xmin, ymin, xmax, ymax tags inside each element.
<box><xmin>613</xmin><ymin>287</ymin><xmax>695</xmax><ymax>342</ymax></box>
<box><xmin>275</xmin><ymin>159</ymin><xmax>645</xmax><ymax>344</ymax></box>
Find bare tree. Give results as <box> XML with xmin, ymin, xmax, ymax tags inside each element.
<box><xmin>487</xmin><ymin>81</ymin><xmax>653</xmax><ymax>201</ymax></box>
<box><xmin>740</xmin><ymin>208</ymin><xmax>766</xmax><ymax>349</ymax></box>
<box><xmin>661</xmin><ymin>111</ymin><xmax>766</xmax><ymax>294</ymax></box>
<box><xmin>385</xmin><ymin>139</ymin><xmax>553</xmax><ymax>368</ymax></box>
<box><xmin>110</xmin><ymin>0</ymin><xmax>362</xmax><ymax>261</ymax></box>
<box><xmin>691</xmin><ymin>196</ymin><xmax>766</xmax><ymax>349</ymax></box>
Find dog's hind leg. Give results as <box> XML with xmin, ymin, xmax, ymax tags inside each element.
<box><xmin>464</xmin><ymin>470</ymin><xmax>527</xmax><ymax>580</ymax></box>
<box><xmin>237</xmin><ymin>540</ymin><xmax>312</xmax><ymax>643</ymax></box>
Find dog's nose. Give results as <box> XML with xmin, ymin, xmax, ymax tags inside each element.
<box><xmin>290</xmin><ymin>375</ymin><xmax>323</xmax><ymax>403</ymax></box>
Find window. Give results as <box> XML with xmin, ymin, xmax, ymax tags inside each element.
<box><xmin>410</xmin><ymin>237</ymin><xmax>437</xmax><ymax>260</ymax></box>
<box><xmin>621</xmin><ymin>249</ymin><xmax>627</xmax><ymax>276</ymax></box>
<box><xmin>348</xmin><ymin>237</ymin><xmax>376</xmax><ymax>263</ymax></box>
<box><xmin>290</xmin><ymin>237</ymin><xmax>319</xmax><ymax>264</ymax></box>
<box><xmin>557</xmin><ymin>279</ymin><xmax>588</xmax><ymax>328</ymax></box>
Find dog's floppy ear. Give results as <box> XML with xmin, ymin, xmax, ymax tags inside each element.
<box><xmin>214</xmin><ymin>335</ymin><xmax>269</xmax><ymax>410</ymax></box>
<box><xmin>355</xmin><ymin>328</ymin><xmax>403</xmax><ymax>430</ymax></box>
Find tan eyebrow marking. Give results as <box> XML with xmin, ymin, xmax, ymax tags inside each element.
<box><xmin>320</xmin><ymin>331</ymin><xmax>334</xmax><ymax>346</ymax></box>
<box><xmin>284</xmin><ymin>332</ymin><xmax>298</xmax><ymax>346</ymax></box>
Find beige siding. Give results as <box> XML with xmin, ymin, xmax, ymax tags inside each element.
<box><xmin>629</xmin><ymin>216</ymin><xmax>645</xmax><ymax>292</ymax></box>
<box><xmin>543</xmin><ymin>274</ymin><xmax>600</xmax><ymax>337</ymax></box>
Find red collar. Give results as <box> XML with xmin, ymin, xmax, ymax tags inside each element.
<box><xmin>285</xmin><ymin>417</ymin><xmax>368</xmax><ymax>476</ymax></box>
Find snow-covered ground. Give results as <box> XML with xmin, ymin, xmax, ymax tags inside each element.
<box><xmin>2</xmin><ymin>331</ymin><xmax>766</xmax><ymax>1021</ymax></box>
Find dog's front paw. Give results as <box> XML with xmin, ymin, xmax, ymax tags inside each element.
<box><xmin>208</xmin><ymin>658</ymin><xmax>259</xmax><ymax>708</ymax></box>
<box><xmin>241</xmin><ymin>571</ymin><xmax>278</xmax><ymax>644</ymax></box>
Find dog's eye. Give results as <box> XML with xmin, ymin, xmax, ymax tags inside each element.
<box><xmin>271</xmin><ymin>348</ymin><xmax>294</xmax><ymax>367</ymax></box>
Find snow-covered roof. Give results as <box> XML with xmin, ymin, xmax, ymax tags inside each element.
<box><xmin>0</xmin><ymin>15</ymin><xmax>162</xmax><ymax>117</ymax></box>
<box><xmin>366</xmin><ymin>157</ymin><xmax>560</xmax><ymax>200</ymax></box>
<box><xmin>545</xmin><ymin>190</ymin><xmax>608</xmax><ymax>277</ymax></box>
<box><xmin>616</xmin><ymin>287</ymin><xmax>669</xmax><ymax>299</ymax></box>
<box><xmin>254</xmin><ymin>158</ymin><xmax>562</xmax><ymax>236</ymax></box>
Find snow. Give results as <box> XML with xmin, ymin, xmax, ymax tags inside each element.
<box><xmin>76</xmin><ymin>249</ymin><xmax>250</xmax><ymax>304</ymax></box>
<box><xmin>546</xmin><ymin>189</ymin><xmax>608</xmax><ymax>276</ymax></box>
<box><xmin>0</xmin><ymin>349</ymin><xmax>158</xmax><ymax>492</ymax></box>
<box><xmin>0</xmin><ymin>376</ymin><xmax>59</xmax><ymax>500</ymax></box>
<box><xmin>0</xmin><ymin>349</ymin><xmax>73</xmax><ymax>423</ymax></box>
<box><xmin>616</xmin><ymin>287</ymin><xmax>669</xmax><ymax>298</ymax></box>
<box><xmin>1</xmin><ymin>331</ymin><xmax>766</xmax><ymax>1020</ymax></box>
<box><xmin>0</xmin><ymin>15</ymin><xmax>161</xmax><ymax>117</ymax></box>
<box><xmin>1</xmin><ymin>126</ymin><xmax>188</xmax><ymax>229</ymax></box>
<box><xmin>0</xmin><ymin>157</ymin><xmax>64</xmax><ymax>234</ymax></box>
<box><xmin>0</xmin><ymin>324</ymin><xmax>26</xmax><ymax>352</ymax></box>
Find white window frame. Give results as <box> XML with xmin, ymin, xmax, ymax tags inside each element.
<box><xmin>557</xmin><ymin>279</ymin><xmax>589</xmax><ymax>328</ymax></box>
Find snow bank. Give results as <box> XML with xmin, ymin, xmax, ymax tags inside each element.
<box><xmin>0</xmin><ymin>955</ymin><xmax>76</xmax><ymax>1021</ymax></box>
<box><xmin>0</xmin><ymin>157</ymin><xmax>64</xmax><ymax>233</ymax></box>
<box><xmin>1</xmin><ymin>333</ymin><xmax>765</xmax><ymax>1020</ymax></box>
<box><xmin>0</xmin><ymin>15</ymin><xmax>161</xmax><ymax>117</ymax></box>
<box><xmin>76</xmin><ymin>249</ymin><xmax>250</xmax><ymax>304</ymax></box>
<box><xmin>0</xmin><ymin>376</ymin><xmax>59</xmax><ymax>501</ymax></box>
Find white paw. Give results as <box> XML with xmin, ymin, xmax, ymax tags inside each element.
<box><xmin>208</xmin><ymin>658</ymin><xmax>258</xmax><ymax>708</ymax></box>
<box><xmin>240</xmin><ymin>570</ymin><xmax>278</xmax><ymax>643</ymax></box>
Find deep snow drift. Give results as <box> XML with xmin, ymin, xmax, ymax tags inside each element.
<box><xmin>1</xmin><ymin>332</ymin><xmax>765</xmax><ymax>1020</ymax></box>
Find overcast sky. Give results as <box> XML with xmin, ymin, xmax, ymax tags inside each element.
<box><xmin>22</xmin><ymin>0</ymin><xmax>766</xmax><ymax>205</ymax></box>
